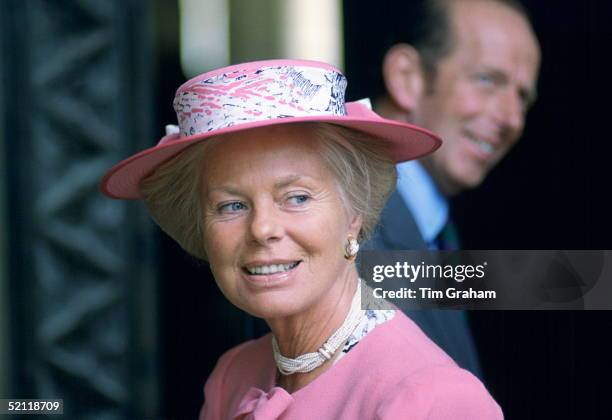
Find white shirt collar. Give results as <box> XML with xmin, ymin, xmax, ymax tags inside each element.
<box><xmin>395</xmin><ymin>161</ymin><xmax>448</xmax><ymax>246</ymax></box>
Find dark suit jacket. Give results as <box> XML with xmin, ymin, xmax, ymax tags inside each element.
<box><xmin>364</xmin><ymin>190</ymin><xmax>483</xmax><ymax>378</ymax></box>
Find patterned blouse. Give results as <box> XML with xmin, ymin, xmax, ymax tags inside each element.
<box><xmin>336</xmin><ymin>308</ymin><xmax>396</xmax><ymax>362</ymax></box>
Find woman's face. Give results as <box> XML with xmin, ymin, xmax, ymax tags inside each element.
<box><xmin>201</xmin><ymin>124</ymin><xmax>361</xmax><ymax>320</ymax></box>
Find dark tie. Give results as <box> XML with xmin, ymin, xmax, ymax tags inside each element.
<box><xmin>436</xmin><ymin>219</ymin><xmax>460</xmax><ymax>250</ymax></box>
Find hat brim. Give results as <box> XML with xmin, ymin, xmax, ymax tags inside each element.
<box><xmin>100</xmin><ymin>103</ymin><xmax>441</xmax><ymax>199</ymax></box>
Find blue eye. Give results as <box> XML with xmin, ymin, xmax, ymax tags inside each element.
<box><xmin>287</xmin><ymin>194</ymin><xmax>310</xmax><ymax>206</ymax></box>
<box><xmin>218</xmin><ymin>201</ymin><xmax>247</xmax><ymax>214</ymax></box>
<box><xmin>475</xmin><ymin>74</ymin><xmax>494</xmax><ymax>86</ymax></box>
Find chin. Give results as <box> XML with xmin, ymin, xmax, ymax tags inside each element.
<box><xmin>240</xmin><ymin>295</ymin><xmax>309</xmax><ymax>320</ymax></box>
<box><xmin>446</xmin><ymin>172</ymin><xmax>486</xmax><ymax>194</ymax></box>
<box><xmin>453</xmin><ymin>163</ymin><xmax>490</xmax><ymax>189</ymax></box>
<box><xmin>463</xmin><ymin>174</ymin><xmax>486</xmax><ymax>189</ymax></box>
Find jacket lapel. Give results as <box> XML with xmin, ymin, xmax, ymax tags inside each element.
<box><xmin>369</xmin><ymin>190</ymin><xmax>427</xmax><ymax>250</ymax></box>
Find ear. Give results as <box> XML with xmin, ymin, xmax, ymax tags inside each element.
<box><xmin>348</xmin><ymin>213</ymin><xmax>363</xmax><ymax>240</ymax></box>
<box><xmin>382</xmin><ymin>43</ymin><xmax>425</xmax><ymax>114</ymax></box>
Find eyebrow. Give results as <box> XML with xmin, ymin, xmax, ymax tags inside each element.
<box><xmin>207</xmin><ymin>186</ymin><xmax>243</xmax><ymax>196</ymax></box>
<box><xmin>207</xmin><ymin>174</ymin><xmax>313</xmax><ymax>196</ymax></box>
<box><xmin>273</xmin><ymin>174</ymin><xmax>305</xmax><ymax>189</ymax></box>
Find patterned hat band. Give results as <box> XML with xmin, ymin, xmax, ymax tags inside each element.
<box><xmin>167</xmin><ymin>62</ymin><xmax>348</xmax><ymax>141</ymax></box>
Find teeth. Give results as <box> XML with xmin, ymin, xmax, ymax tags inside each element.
<box><xmin>246</xmin><ymin>262</ymin><xmax>298</xmax><ymax>275</ymax></box>
<box><xmin>470</xmin><ymin>137</ymin><xmax>494</xmax><ymax>154</ymax></box>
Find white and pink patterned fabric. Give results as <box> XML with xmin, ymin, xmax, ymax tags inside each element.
<box><xmin>172</xmin><ymin>63</ymin><xmax>347</xmax><ymax>138</ymax></box>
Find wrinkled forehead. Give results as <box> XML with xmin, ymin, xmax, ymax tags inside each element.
<box><xmin>199</xmin><ymin>124</ymin><xmax>329</xmax><ymax>185</ymax></box>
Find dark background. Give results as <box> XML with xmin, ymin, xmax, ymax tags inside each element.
<box><xmin>155</xmin><ymin>1</ymin><xmax>611</xmax><ymax>419</ymax></box>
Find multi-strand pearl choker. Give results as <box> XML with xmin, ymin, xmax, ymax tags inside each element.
<box><xmin>272</xmin><ymin>281</ymin><xmax>364</xmax><ymax>375</ymax></box>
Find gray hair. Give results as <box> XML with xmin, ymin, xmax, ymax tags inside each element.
<box><xmin>140</xmin><ymin>122</ymin><xmax>397</xmax><ymax>260</ymax></box>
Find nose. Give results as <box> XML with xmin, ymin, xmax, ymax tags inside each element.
<box><xmin>248</xmin><ymin>202</ymin><xmax>284</xmax><ymax>245</ymax></box>
<box><xmin>493</xmin><ymin>88</ymin><xmax>524</xmax><ymax>136</ymax></box>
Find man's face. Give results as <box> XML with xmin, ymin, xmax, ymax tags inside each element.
<box><xmin>415</xmin><ymin>0</ymin><xmax>541</xmax><ymax>195</ymax></box>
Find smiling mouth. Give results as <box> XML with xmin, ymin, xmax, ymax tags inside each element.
<box><xmin>467</xmin><ymin>136</ymin><xmax>495</xmax><ymax>155</ymax></box>
<box><xmin>244</xmin><ymin>261</ymin><xmax>301</xmax><ymax>275</ymax></box>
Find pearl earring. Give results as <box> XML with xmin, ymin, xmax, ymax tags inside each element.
<box><xmin>344</xmin><ymin>235</ymin><xmax>359</xmax><ymax>261</ymax></box>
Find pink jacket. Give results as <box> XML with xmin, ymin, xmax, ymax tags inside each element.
<box><xmin>200</xmin><ymin>311</ymin><xmax>503</xmax><ymax>419</ymax></box>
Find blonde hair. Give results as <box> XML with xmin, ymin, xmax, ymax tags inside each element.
<box><xmin>140</xmin><ymin>122</ymin><xmax>397</xmax><ymax>260</ymax></box>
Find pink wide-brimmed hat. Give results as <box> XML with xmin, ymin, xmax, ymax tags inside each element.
<box><xmin>100</xmin><ymin>59</ymin><xmax>441</xmax><ymax>199</ymax></box>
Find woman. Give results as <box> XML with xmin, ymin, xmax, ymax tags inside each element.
<box><xmin>101</xmin><ymin>59</ymin><xmax>502</xmax><ymax>419</ymax></box>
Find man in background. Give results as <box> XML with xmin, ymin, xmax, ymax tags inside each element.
<box><xmin>363</xmin><ymin>0</ymin><xmax>541</xmax><ymax>377</ymax></box>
